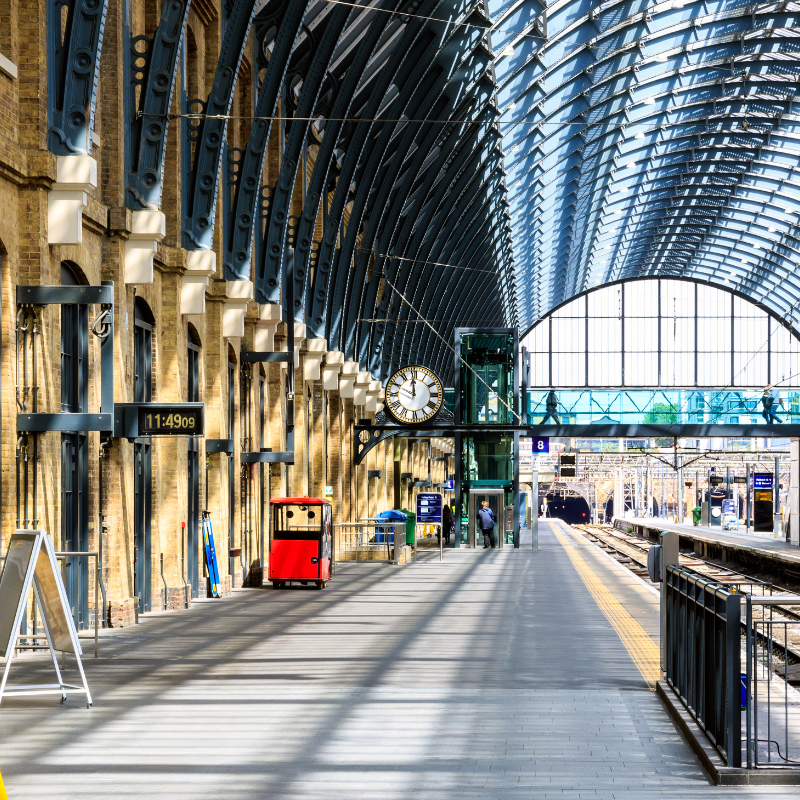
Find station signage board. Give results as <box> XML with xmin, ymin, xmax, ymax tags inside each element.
<box><xmin>709</xmin><ymin>476</ymin><xmax>724</xmax><ymax>486</ymax></box>
<box><xmin>532</xmin><ymin>436</ymin><xmax>549</xmax><ymax>453</ymax></box>
<box><xmin>139</xmin><ymin>405</ymin><xmax>203</xmax><ymax>435</ymax></box>
<box><xmin>733</xmin><ymin>476</ymin><xmax>747</xmax><ymax>485</ymax></box>
<box><xmin>416</xmin><ymin>492</ymin><xmax>443</xmax><ymax>524</ymax></box>
<box><xmin>753</xmin><ymin>473</ymin><xmax>774</xmax><ymax>489</ymax></box>
<box><xmin>722</xmin><ymin>499</ymin><xmax>737</xmax><ymax>516</ymax></box>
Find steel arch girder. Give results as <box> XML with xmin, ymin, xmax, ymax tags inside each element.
<box><xmin>383</xmin><ymin>159</ymin><xmax>505</xmax><ymax>371</ymax></box>
<box><xmin>412</xmin><ymin>209</ymin><xmax>507</xmax><ymax>372</ymax></box>
<box><xmin>347</xmin><ymin>36</ymin><xmax>492</xmax><ymax>362</ymax></box>
<box><xmin>258</xmin><ymin>3</ymin><xmax>353</xmax><ymax>309</ymax></box>
<box><xmin>289</xmin><ymin>1</ymin><xmax>402</xmax><ymax>315</ymax></box>
<box><xmin>352</xmin><ymin>99</ymin><xmax>472</xmax><ymax>366</ymax></box>
<box><xmin>385</xmin><ymin>181</ymin><xmax>506</xmax><ymax>375</ymax></box>
<box><xmin>223</xmin><ymin>0</ymin><xmax>309</xmax><ymax>282</ymax></box>
<box><xmin>125</xmin><ymin>0</ymin><xmax>192</xmax><ymax>208</ymax></box>
<box><xmin>362</xmin><ymin>111</ymin><xmax>494</xmax><ymax>362</ymax></box>
<box><xmin>328</xmin><ymin>46</ymin><xmax>452</xmax><ymax>356</ymax></box>
<box><xmin>47</xmin><ymin>0</ymin><xmax>110</xmax><ymax>155</ymax></box>
<box><xmin>306</xmin><ymin>12</ymin><xmax>439</xmax><ymax>339</ymax></box>
<box><xmin>181</xmin><ymin>0</ymin><xmax>259</xmax><ymax>250</ymax></box>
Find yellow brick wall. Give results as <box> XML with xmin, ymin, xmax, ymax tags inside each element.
<box><xmin>0</xmin><ymin>0</ymin><xmax>400</xmax><ymax>624</ymax></box>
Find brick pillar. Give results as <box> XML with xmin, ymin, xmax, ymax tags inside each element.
<box><xmin>341</xmin><ymin>397</ymin><xmax>355</xmax><ymax>521</ymax></box>
<box><xmin>309</xmin><ymin>378</ymin><xmax>325</xmax><ymax>499</ymax></box>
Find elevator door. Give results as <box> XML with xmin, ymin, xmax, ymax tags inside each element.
<box><xmin>468</xmin><ymin>490</ymin><xmax>504</xmax><ymax>548</ymax></box>
<box><xmin>134</xmin><ymin>311</ymin><xmax>153</xmax><ymax>612</ymax></box>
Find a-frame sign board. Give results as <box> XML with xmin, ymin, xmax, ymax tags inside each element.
<box><xmin>0</xmin><ymin>531</ymin><xmax>92</xmax><ymax>707</ymax></box>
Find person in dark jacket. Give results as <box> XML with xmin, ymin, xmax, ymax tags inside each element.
<box><xmin>540</xmin><ymin>389</ymin><xmax>560</xmax><ymax>424</ymax></box>
<box><xmin>442</xmin><ymin>504</ymin><xmax>454</xmax><ymax>545</ymax></box>
<box><xmin>476</xmin><ymin>500</ymin><xmax>496</xmax><ymax>548</ymax></box>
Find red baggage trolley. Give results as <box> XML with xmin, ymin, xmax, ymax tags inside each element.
<box><xmin>269</xmin><ymin>498</ymin><xmax>333</xmax><ymax>589</ymax></box>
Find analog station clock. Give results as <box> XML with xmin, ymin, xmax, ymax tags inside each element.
<box><xmin>384</xmin><ymin>366</ymin><xmax>443</xmax><ymax>424</ymax></box>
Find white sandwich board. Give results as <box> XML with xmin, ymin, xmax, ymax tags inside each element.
<box><xmin>0</xmin><ymin>530</ymin><xmax>92</xmax><ymax>707</ymax></box>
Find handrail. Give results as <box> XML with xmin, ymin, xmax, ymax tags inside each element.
<box><xmin>665</xmin><ymin>564</ymin><xmax>741</xmax><ymax>767</ymax></box>
<box><xmin>744</xmin><ymin>593</ymin><xmax>800</xmax><ymax>768</ymax></box>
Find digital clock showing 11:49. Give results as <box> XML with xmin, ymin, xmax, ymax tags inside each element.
<box><xmin>138</xmin><ymin>406</ymin><xmax>203</xmax><ymax>435</ymax></box>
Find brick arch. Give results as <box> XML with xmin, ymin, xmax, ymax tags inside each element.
<box><xmin>60</xmin><ymin>260</ymin><xmax>89</xmax><ymax>286</ymax></box>
<box><xmin>187</xmin><ymin>321</ymin><xmax>201</xmax><ymax>348</ymax></box>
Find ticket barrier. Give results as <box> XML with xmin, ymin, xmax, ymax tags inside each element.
<box><xmin>269</xmin><ymin>498</ymin><xmax>332</xmax><ymax>589</ymax></box>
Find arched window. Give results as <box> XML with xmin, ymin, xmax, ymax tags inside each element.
<box><xmin>522</xmin><ymin>278</ymin><xmax>800</xmax><ymax>389</ymax></box>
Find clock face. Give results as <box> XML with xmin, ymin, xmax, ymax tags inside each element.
<box><xmin>384</xmin><ymin>366</ymin><xmax>443</xmax><ymax>424</ymax></box>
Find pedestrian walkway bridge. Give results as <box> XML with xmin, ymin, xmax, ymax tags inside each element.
<box><xmin>3</xmin><ymin>522</ymin><xmax>799</xmax><ymax>798</ymax></box>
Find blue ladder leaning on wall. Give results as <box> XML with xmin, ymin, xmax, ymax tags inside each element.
<box><xmin>201</xmin><ymin>511</ymin><xmax>221</xmax><ymax>598</ymax></box>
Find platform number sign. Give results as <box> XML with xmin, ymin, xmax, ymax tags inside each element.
<box><xmin>532</xmin><ymin>436</ymin><xmax>549</xmax><ymax>453</ymax></box>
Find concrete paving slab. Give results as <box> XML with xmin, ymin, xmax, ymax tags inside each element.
<box><xmin>0</xmin><ymin>521</ymin><xmax>797</xmax><ymax>798</ymax></box>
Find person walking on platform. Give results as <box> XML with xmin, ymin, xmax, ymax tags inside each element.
<box><xmin>442</xmin><ymin>504</ymin><xmax>454</xmax><ymax>545</ymax></box>
<box><xmin>477</xmin><ymin>500</ymin><xmax>496</xmax><ymax>549</ymax></box>
<box><xmin>540</xmin><ymin>389</ymin><xmax>560</xmax><ymax>424</ymax></box>
<box><xmin>762</xmin><ymin>385</ymin><xmax>784</xmax><ymax>424</ymax></box>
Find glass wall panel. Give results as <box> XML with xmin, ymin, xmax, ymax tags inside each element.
<box><xmin>521</xmin><ymin>278</ymin><xmax>800</xmax><ymax>389</ymax></box>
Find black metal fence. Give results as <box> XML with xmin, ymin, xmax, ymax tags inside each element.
<box><xmin>665</xmin><ymin>565</ymin><xmax>742</xmax><ymax>766</ymax></box>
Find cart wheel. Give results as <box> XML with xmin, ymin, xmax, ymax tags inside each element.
<box><xmin>273</xmin><ymin>581</ymin><xmax>283</xmax><ymax>590</ymax></box>
<box><xmin>316</xmin><ymin>581</ymin><xmax>326</xmax><ymax>589</ymax></box>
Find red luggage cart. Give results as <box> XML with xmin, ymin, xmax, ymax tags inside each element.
<box><xmin>269</xmin><ymin>498</ymin><xmax>333</xmax><ymax>589</ymax></box>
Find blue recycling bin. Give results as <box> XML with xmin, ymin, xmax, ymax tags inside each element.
<box><xmin>374</xmin><ymin>510</ymin><xmax>407</xmax><ymax>543</ymax></box>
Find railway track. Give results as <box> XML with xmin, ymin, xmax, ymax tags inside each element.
<box><xmin>569</xmin><ymin>522</ymin><xmax>800</xmax><ymax>671</ymax></box>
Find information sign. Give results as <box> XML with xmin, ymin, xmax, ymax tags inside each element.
<box><xmin>722</xmin><ymin>499</ymin><xmax>736</xmax><ymax>516</ymax></box>
<box><xmin>324</xmin><ymin>485</ymin><xmax>333</xmax><ymax>496</ymax></box>
<box><xmin>733</xmin><ymin>476</ymin><xmax>747</xmax><ymax>485</ymax></box>
<box><xmin>754</xmin><ymin>473</ymin><xmax>774</xmax><ymax>489</ymax></box>
<box><xmin>444</xmin><ymin>479</ymin><xmax>454</xmax><ymax>490</ymax></box>
<box><xmin>416</xmin><ymin>492</ymin><xmax>443</xmax><ymax>524</ymax></box>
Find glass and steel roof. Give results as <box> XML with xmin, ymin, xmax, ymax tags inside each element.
<box><xmin>490</xmin><ymin>0</ymin><xmax>800</xmax><ymax>334</ymax></box>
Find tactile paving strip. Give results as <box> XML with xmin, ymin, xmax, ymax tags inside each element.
<box><xmin>553</xmin><ymin>526</ymin><xmax>662</xmax><ymax>688</ymax></box>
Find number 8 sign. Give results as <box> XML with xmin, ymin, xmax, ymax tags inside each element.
<box><xmin>533</xmin><ymin>436</ymin><xmax>549</xmax><ymax>453</ymax></box>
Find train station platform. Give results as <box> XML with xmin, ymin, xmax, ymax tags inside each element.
<box><xmin>1</xmin><ymin>523</ymin><xmax>797</xmax><ymax>798</ymax></box>
<box><xmin>617</xmin><ymin>517</ymin><xmax>800</xmax><ymax>584</ymax></box>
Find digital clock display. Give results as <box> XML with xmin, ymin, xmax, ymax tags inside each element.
<box><xmin>138</xmin><ymin>406</ymin><xmax>203</xmax><ymax>435</ymax></box>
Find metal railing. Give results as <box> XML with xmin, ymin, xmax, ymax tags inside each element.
<box><xmin>0</xmin><ymin>549</ymin><xmax>104</xmax><ymax>658</ymax></box>
<box><xmin>745</xmin><ymin>594</ymin><xmax>800</xmax><ymax>768</ymax></box>
<box><xmin>333</xmin><ymin>522</ymin><xmax>400</xmax><ymax>563</ymax></box>
<box><xmin>665</xmin><ymin>565</ymin><xmax>742</xmax><ymax>766</ymax></box>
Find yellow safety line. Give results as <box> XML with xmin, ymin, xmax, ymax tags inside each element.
<box><xmin>553</xmin><ymin>526</ymin><xmax>661</xmax><ymax>688</ymax></box>
<box><xmin>0</xmin><ymin>767</ymin><xmax>8</xmax><ymax>800</ymax></box>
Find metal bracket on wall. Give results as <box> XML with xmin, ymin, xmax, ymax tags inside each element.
<box><xmin>16</xmin><ymin>282</ymin><xmax>114</xmax><ymax>432</ymax></box>
<box><xmin>240</xmin><ymin>352</ymin><xmax>293</xmax><ymax>363</ymax></box>
<box><xmin>240</xmin><ymin>450</ymin><xmax>295</xmax><ymax>464</ymax></box>
<box><xmin>206</xmin><ymin>439</ymin><xmax>235</xmax><ymax>454</ymax></box>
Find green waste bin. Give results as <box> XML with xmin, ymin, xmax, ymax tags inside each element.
<box><xmin>692</xmin><ymin>507</ymin><xmax>702</xmax><ymax>526</ymax></box>
<box><xmin>400</xmin><ymin>509</ymin><xmax>416</xmax><ymax>545</ymax></box>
